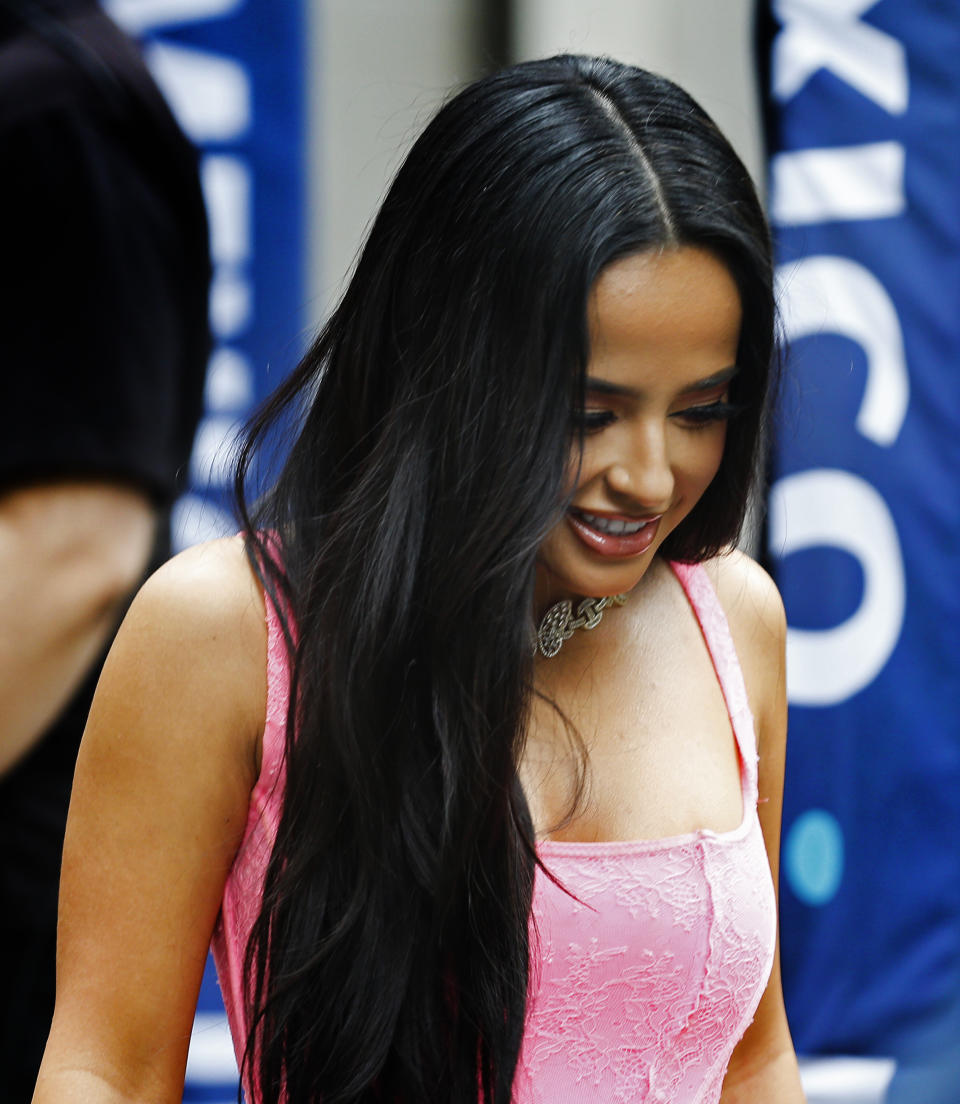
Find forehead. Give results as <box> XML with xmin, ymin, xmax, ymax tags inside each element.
<box><xmin>587</xmin><ymin>248</ymin><xmax>742</xmax><ymax>384</ymax></box>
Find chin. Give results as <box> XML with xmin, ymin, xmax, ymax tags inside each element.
<box><xmin>539</xmin><ymin>549</ymin><xmax>657</xmax><ymax>604</ymax></box>
<box><xmin>582</xmin><ymin>560</ymin><xmax>654</xmax><ymax>597</ymax></box>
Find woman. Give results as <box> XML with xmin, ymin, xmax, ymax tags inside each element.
<box><xmin>35</xmin><ymin>56</ymin><xmax>805</xmax><ymax>1103</ymax></box>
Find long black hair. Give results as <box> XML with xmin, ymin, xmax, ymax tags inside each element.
<box><xmin>234</xmin><ymin>54</ymin><xmax>774</xmax><ymax>1104</ymax></box>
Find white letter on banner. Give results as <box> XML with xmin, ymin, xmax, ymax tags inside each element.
<box><xmin>143</xmin><ymin>40</ymin><xmax>251</xmax><ymax>144</ymax></box>
<box><xmin>202</xmin><ymin>156</ymin><xmax>251</xmax><ymax>265</ymax></box>
<box><xmin>769</xmin><ymin>470</ymin><xmax>905</xmax><ymax>705</ymax></box>
<box><xmin>201</xmin><ymin>155</ymin><xmax>253</xmax><ymax>339</ymax></box>
<box><xmin>105</xmin><ymin>0</ymin><xmax>243</xmax><ymax>36</ymax></box>
<box><xmin>776</xmin><ymin>257</ymin><xmax>908</xmax><ymax>446</ymax></box>
<box><xmin>773</xmin><ymin>0</ymin><xmax>908</xmax><ymax>114</ymax></box>
<box><xmin>204</xmin><ymin>348</ymin><xmax>253</xmax><ymax>413</ymax></box>
<box><xmin>771</xmin><ymin>142</ymin><xmax>905</xmax><ymax>225</ymax></box>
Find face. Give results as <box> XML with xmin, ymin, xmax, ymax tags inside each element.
<box><xmin>536</xmin><ymin>246</ymin><xmax>742</xmax><ymax>606</ymax></box>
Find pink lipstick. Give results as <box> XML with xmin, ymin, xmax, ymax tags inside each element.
<box><xmin>567</xmin><ymin>508</ymin><xmax>662</xmax><ymax>558</ymax></box>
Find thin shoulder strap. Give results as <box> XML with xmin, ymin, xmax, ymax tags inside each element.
<box><xmin>668</xmin><ymin>561</ymin><xmax>759</xmax><ymax>798</ymax></box>
<box><xmin>247</xmin><ymin>548</ymin><xmax>292</xmax><ymax>830</ymax></box>
<box><xmin>259</xmin><ymin>588</ymin><xmax>290</xmax><ymax>786</ymax></box>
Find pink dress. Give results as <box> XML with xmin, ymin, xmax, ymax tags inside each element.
<box><xmin>211</xmin><ymin>560</ymin><xmax>777</xmax><ymax>1103</ymax></box>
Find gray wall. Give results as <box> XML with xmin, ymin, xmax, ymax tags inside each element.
<box><xmin>512</xmin><ymin>0</ymin><xmax>761</xmax><ymax>185</ymax></box>
<box><xmin>308</xmin><ymin>0</ymin><xmax>763</xmax><ymax>319</ymax></box>
<box><xmin>309</xmin><ymin>0</ymin><xmax>483</xmax><ymax>318</ymax></box>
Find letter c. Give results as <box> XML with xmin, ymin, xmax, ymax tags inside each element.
<box><xmin>776</xmin><ymin>256</ymin><xmax>908</xmax><ymax>447</ymax></box>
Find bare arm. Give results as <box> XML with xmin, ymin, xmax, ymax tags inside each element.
<box><xmin>0</xmin><ymin>481</ymin><xmax>156</xmax><ymax>776</ymax></box>
<box><xmin>713</xmin><ymin>551</ymin><xmax>806</xmax><ymax>1104</ymax></box>
<box><xmin>33</xmin><ymin>537</ymin><xmax>266</xmax><ymax>1104</ymax></box>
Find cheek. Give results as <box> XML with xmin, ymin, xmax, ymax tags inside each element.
<box><xmin>563</xmin><ymin>440</ymin><xmax>602</xmax><ymax>498</ymax></box>
<box><xmin>684</xmin><ymin>426</ymin><xmax>728</xmax><ymax>489</ymax></box>
<box><xmin>709</xmin><ymin>425</ymin><xmax>728</xmax><ymax>473</ymax></box>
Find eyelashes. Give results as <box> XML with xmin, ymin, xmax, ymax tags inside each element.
<box><xmin>673</xmin><ymin>400</ymin><xmax>745</xmax><ymax>427</ymax></box>
<box><xmin>573</xmin><ymin>410</ymin><xmax>618</xmax><ymax>432</ymax></box>
<box><xmin>571</xmin><ymin>400</ymin><xmax>745</xmax><ymax>435</ymax></box>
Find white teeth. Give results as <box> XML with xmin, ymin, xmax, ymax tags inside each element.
<box><xmin>579</xmin><ymin>511</ymin><xmax>649</xmax><ymax>535</ymax></box>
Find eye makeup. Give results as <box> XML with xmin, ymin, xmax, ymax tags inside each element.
<box><xmin>671</xmin><ymin>399</ymin><xmax>745</xmax><ymax>427</ymax></box>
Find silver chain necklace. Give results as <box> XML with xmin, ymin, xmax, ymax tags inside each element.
<box><xmin>534</xmin><ymin>593</ymin><xmax>628</xmax><ymax>658</ymax></box>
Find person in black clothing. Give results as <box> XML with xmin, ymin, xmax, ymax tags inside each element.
<box><xmin>0</xmin><ymin>1</ymin><xmax>210</xmax><ymax>1098</ymax></box>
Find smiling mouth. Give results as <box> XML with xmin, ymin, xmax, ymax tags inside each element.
<box><xmin>567</xmin><ymin>508</ymin><xmax>663</xmax><ymax>558</ymax></box>
<box><xmin>574</xmin><ymin>510</ymin><xmax>655</xmax><ymax>535</ymax></box>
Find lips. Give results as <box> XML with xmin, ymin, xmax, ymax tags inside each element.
<box><xmin>567</xmin><ymin>508</ymin><xmax>662</xmax><ymax>557</ymax></box>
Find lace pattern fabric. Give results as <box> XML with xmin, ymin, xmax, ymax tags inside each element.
<box><xmin>518</xmin><ymin>817</ymin><xmax>775</xmax><ymax>1102</ymax></box>
<box><xmin>211</xmin><ymin>559</ymin><xmax>777</xmax><ymax>1103</ymax></box>
<box><xmin>514</xmin><ymin>561</ymin><xmax>777</xmax><ymax>1103</ymax></box>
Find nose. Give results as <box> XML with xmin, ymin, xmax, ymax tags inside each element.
<box><xmin>605</xmin><ymin>422</ymin><xmax>675</xmax><ymax>512</ymax></box>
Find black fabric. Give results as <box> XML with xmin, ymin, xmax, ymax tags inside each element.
<box><xmin>0</xmin><ymin>918</ymin><xmax>57</xmax><ymax>1103</ymax></box>
<box><xmin>0</xmin><ymin>0</ymin><xmax>210</xmax><ymax>497</ymax></box>
<box><xmin>0</xmin><ymin>2</ymin><xmax>210</xmax><ymax>1096</ymax></box>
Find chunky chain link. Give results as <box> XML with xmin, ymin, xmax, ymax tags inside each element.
<box><xmin>535</xmin><ymin>593</ymin><xmax>628</xmax><ymax>658</ymax></box>
<box><xmin>568</xmin><ymin>594</ymin><xmax>626</xmax><ymax>630</ymax></box>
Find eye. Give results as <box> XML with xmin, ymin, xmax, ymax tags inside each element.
<box><xmin>571</xmin><ymin>409</ymin><xmax>617</xmax><ymax>434</ymax></box>
<box><xmin>671</xmin><ymin>399</ymin><xmax>744</xmax><ymax>430</ymax></box>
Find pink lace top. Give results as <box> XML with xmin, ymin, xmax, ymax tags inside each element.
<box><xmin>211</xmin><ymin>560</ymin><xmax>777</xmax><ymax>1103</ymax></box>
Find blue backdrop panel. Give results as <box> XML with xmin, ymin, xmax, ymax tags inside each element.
<box><xmin>105</xmin><ymin>1</ymin><xmax>308</xmax><ymax>1099</ymax></box>
<box><xmin>763</xmin><ymin>2</ymin><xmax>960</xmax><ymax>1099</ymax></box>
<box><xmin>108</xmin><ymin>0</ymin><xmax>309</xmax><ymax>550</ymax></box>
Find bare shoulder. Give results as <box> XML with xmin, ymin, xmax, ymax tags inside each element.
<box><xmin>134</xmin><ymin>532</ymin><xmax>264</xmax><ymax>624</ymax></box>
<box><xmin>702</xmin><ymin>548</ymin><xmax>786</xmax><ymax>735</ymax></box>
<box><xmin>44</xmin><ymin>537</ymin><xmax>269</xmax><ymax>1099</ymax></box>
<box><xmin>702</xmin><ymin>546</ymin><xmax>785</xmax><ymax>644</ymax></box>
<box><xmin>100</xmin><ymin>533</ymin><xmax>267</xmax><ymax>780</ymax></box>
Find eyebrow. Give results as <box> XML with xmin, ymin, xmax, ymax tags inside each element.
<box><xmin>585</xmin><ymin>364</ymin><xmax>740</xmax><ymax>400</ymax></box>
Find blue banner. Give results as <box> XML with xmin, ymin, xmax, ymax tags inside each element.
<box><xmin>108</xmin><ymin>0</ymin><xmax>308</xmax><ymax>551</ymax></box>
<box><xmin>105</xmin><ymin>1</ymin><xmax>308</xmax><ymax>1098</ymax></box>
<box><xmin>764</xmin><ymin>2</ymin><xmax>960</xmax><ymax>1099</ymax></box>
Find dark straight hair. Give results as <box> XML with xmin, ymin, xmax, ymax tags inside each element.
<box><xmin>234</xmin><ymin>54</ymin><xmax>774</xmax><ymax>1104</ymax></box>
